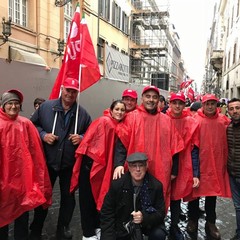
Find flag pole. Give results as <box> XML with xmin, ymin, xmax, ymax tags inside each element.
<box><xmin>51</xmin><ymin>88</ymin><xmax>63</xmax><ymax>134</ymax></box>
<box><xmin>74</xmin><ymin>64</ymin><xmax>82</xmax><ymax>134</ymax></box>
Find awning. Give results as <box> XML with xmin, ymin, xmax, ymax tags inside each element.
<box><xmin>10</xmin><ymin>47</ymin><xmax>47</xmax><ymax>66</ymax></box>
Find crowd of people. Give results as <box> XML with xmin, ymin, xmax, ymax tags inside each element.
<box><xmin>0</xmin><ymin>83</ymin><xmax>240</xmax><ymax>240</ymax></box>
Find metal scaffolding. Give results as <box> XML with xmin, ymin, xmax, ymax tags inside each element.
<box><xmin>130</xmin><ymin>0</ymin><xmax>170</xmax><ymax>90</ymax></box>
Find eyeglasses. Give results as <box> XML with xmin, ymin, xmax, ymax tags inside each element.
<box><xmin>5</xmin><ymin>101</ymin><xmax>20</xmax><ymax>107</ymax></box>
<box><xmin>128</xmin><ymin>162</ymin><xmax>147</xmax><ymax>169</ymax></box>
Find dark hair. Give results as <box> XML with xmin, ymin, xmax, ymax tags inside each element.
<box><xmin>228</xmin><ymin>98</ymin><xmax>240</xmax><ymax>105</ymax></box>
<box><xmin>190</xmin><ymin>101</ymin><xmax>202</xmax><ymax>111</ymax></box>
<box><xmin>159</xmin><ymin>95</ymin><xmax>166</xmax><ymax>103</ymax></box>
<box><xmin>110</xmin><ymin>100</ymin><xmax>126</xmax><ymax>111</ymax></box>
<box><xmin>34</xmin><ymin>97</ymin><xmax>45</xmax><ymax>106</ymax></box>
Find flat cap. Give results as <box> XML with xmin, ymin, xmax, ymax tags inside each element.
<box><xmin>126</xmin><ymin>152</ymin><xmax>148</xmax><ymax>163</ymax></box>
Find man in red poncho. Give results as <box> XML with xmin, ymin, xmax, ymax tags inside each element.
<box><xmin>166</xmin><ymin>92</ymin><xmax>200</xmax><ymax>240</ymax></box>
<box><xmin>0</xmin><ymin>89</ymin><xmax>52</xmax><ymax>239</ymax></box>
<box><xmin>121</xmin><ymin>89</ymin><xmax>138</xmax><ymax>112</ymax></box>
<box><xmin>186</xmin><ymin>94</ymin><xmax>231</xmax><ymax>239</ymax></box>
<box><xmin>113</xmin><ymin>85</ymin><xmax>184</xmax><ymax>211</ymax></box>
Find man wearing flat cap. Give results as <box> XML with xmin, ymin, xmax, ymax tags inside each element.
<box><xmin>113</xmin><ymin>85</ymin><xmax>184</xmax><ymax>211</ymax></box>
<box><xmin>30</xmin><ymin>78</ymin><xmax>92</xmax><ymax>239</ymax></box>
<box><xmin>101</xmin><ymin>152</ymin><xmax>167</xmax><ymax>240</ymax></box>
<box><xmin>186</xmin><ymin>93</ymin><xmax>231</xmax><ymax>239</ymax></box>
<box><xmin>0</xmin><ymin>89</ymin><xmax>52</xmax><ymax>239</ymax></box>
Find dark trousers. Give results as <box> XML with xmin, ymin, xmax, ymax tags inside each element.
<box><xmin>170</xmin><ymin>199</ymin><xmax>181</xmax><ymax>227</ymax></box>
<box><xmin>188</xmin><ymin>196</ymin><xmax>217</xmax><ymax>223</ymax></box>
<box><xmin>30</xmin><ymin>167</ymin><xmax>75</xmax><ymax>234</ymax></box>
<box><xmin>229</xmin><ymin>176</ymin><xmax>240</xmax><ymax>237</ymax></box>
<box><xmin>116</xmin><ymin>226</ymin><xmax>167</xmax><ymax>240</ymax></box>
<box><xmin>0</xmin><ymin>212</ymin><xmax>29</xmax><ymax>240</ymax></box>
<box><xmin>79</xmin><ymin>156</ymin><xmax>100</xmax><ymax>237</ymax></box>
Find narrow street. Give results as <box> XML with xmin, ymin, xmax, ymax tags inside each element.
<box><xmin>8</xmin><ymin>184</ymin><xmax>236</xmax><ymax>240</ymax></box>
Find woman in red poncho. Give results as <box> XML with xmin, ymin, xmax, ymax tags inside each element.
<box><xmin>0</xmin><ymin>89</ymin><xmax>52</xmax><ymax>239</ymax></box>
<box><xmin>71</xmin><ymin>100</ymin><xmax>126</xmax><ymax>239</ymax></box>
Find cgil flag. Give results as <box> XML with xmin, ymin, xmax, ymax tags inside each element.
<box><xmin>49</xmin><ymin>4</ymin><xmax>101</xmax><ymax>99</ymax></box>
<box><xmin>187</xmin><ymin>87</ymin><xmax>195</xmax><ymax>102</ymax></box>
<box><xmin>180</xmin><ymin>78</ymin><xmax>194</xmax><ymax>90</ymax></box>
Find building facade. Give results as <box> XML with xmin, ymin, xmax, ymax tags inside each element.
<box><xmin>203</xmin><ymin>0</ymin><xmax>240</xmax><ymax>99</ymax></box>
<box><xmin>0</xmin><ymin>0</ymin><xmax>185</xmax><ymax>118</ymax></box>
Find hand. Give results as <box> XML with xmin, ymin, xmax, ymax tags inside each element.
<box><xmin>113</xmin><ymin>166</ymin><xmax>124</xmax><ymax>180</ymax></box>
<box><xmin>68</xmin><ymin>134</ymin><xmax>82</xmax><ymax>145</ymax></box>
<box><xmin>193</xmin><ymin>177</ymin><xmax>200</xmax><ymax>188</ymax></box>
<box><xmin>171</xmin><ymin>175</ymin><xmax>177</xmax><ymax>180</ymax></box>
<box><xmin>43</xmin><ymin>133</ymin><xmax>59</xmax><ymax>145</ymax></box>
<box><xmin>131</xmin><ymin>211</ymin><xmax>143</xmax><ymax>224</ymax></box>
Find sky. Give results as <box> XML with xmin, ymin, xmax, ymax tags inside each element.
<box><xmin>167</xmin><ymin>0</ymin><xmax>217</xmax><ymax>90</ymax></box>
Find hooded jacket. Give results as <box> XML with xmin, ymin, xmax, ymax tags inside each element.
<box><xmin>0</xmin><ymin>108</ymin><xmax>52</xmax><ymax>227</ymax></box>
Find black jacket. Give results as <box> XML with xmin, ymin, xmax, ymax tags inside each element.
<box><xmin>31</xmin><ymin>98</ymin><xmax>91</xmax><ymax>171</ymax></box>
<box><xmin>100</xmin><ymin>172</ymin><xmax>166</xmax><ymax>240</ymax></box>
<box><xmin>227</xmin><ymin>121</ymin><xmax>240</xmax><ymax>177</ymax></box>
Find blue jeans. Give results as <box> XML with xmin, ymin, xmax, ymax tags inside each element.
<box><xmin>229</xmin><ymin>175</ymin><xmax>240</xmax><ymax>237</ymax></box>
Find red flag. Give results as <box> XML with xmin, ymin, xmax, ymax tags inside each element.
<box><xmin>180</xmin><ymin>78</ymin><xmax>194</xmax><ymax>90</ymax></box>
<box><xmin>180</xmin><ymin>81</ymin><xmax>186</xmax><ymax>89</ymax></box>
<box><xmin>187</xmin><ymin>87</ymin><xmax>195</xmax><ymax>102</ymax></box>
<box><xmin>79</xmin><ymin>17</ymin><xmax>101</xmax><ymax>91</ymax></box>
<box><xmin>49</xmin><ymin>5</ymin><xmax>101</xmax><ymax>99</ymax></box>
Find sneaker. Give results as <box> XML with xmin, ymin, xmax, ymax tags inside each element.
<box><xmin>169</xmin><ymin>226</ymin><xmax>185</xmax><ymax>240</ymax></box>
<box><xmin>95</xmin><ymin>228</ymin><xmax>101</xmax><ymax>239</ymax></box>
<box><xmin>82</xmin><ymin>235</ymin><xmax>99</xmax><ymax>240</ymax></box>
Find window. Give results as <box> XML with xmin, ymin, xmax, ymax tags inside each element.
<box><xmin>99</xmin><ymin>0</ymin><xmax>110</xmax><ymax>21</ymax></box>
<box><xmin>233</xmin><ymin>43</ymin><xmax>237</xmax><ymax>64</ymax></box>
<box><xmin>9</xmin><ymin>0</ymin><xmax>27</xmax><ymax>27</ymax></box>
<box><xmin>228</xmin><ymin>51</ymin><xmax>231</xmax><ymax>68</ymax></box>
<box><xmin>111</xmin><ymin>44</ymin><xmax>119</xmax><ymax>51</ymax></box>
<box><xmin>112</xmin><ymin>2</ymin><xmax>121</xmax><ymax>28</ymax></box>
<box><xmin>122</xmin><ymin>12</ymin><xmax>129</xmax><ymax>34</ymax></box>
<box><xmin>98</xmin><ymin>38</ymin><xmax>105</xmax><ymax>63</ymax></box>
<box><xmin>237</xmin><ymin>0</ymin><xmax>240</xmax><ymax>17</ymax></box>
<box><xmin>64</xmin><ymin>2</ymin><xmax>73</xmax><ymax>42</ymax></box>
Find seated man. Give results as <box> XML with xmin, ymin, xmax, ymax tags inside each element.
<box><xmin>100</xmin><ymin>152</ymin><xmax>167</xmax><ymax>240</ymax></box>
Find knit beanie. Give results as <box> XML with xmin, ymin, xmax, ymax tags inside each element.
<box><xmin>1</xmin><ymin>89</ymin><xmax>23</xmax><ymax>107</ymax></box>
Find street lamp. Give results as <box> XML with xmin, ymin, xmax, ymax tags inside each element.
<box><xmin>0</xmin><ymin>17</ymin><xmax>12</xmax><ymax>46</ymax></box>
<box><xmin>54</xmin><ymin>39</ymin><xmax>65</xmax><ymax>61</ymax></box>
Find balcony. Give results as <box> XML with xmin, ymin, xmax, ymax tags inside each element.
<box><xmin>210</xmin><ymin>50</ymin><xmax>224</xmax><ymax>73</ymax></box>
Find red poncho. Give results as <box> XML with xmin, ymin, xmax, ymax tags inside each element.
<box><xmin>166</xmin><ymin>109</ymin><xmax>200</xmax><ymax>200</ymax></box>
<box><xmin>190</xmin><ymin>108</ymin><xmax>231</xmax><ymax>198</ymax></box>
<box><xmin>71</xmin><ymin>109</ymin><xmax>119</xmax><ymax>210</ymax></box>
<box><xmin>0</xmin><ymin>109</ymin><xmax>52</xmax><ymax>227</ymax></box>
<box><xmin>116</xmin><ymin>105</ymin><xmax>184</xmax><ymax>208</ymax></box>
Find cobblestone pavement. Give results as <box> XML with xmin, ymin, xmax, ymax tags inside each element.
<box><xmin>9</xmin><ymin>184</ymin><xmax>236</xmax><ymax>240</ymax></box>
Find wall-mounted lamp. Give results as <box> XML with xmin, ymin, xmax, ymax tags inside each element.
<box><xmin>54</xmin><ymin>39</ymin><xmax>64</xmax><ymax>61</ymax></box>
<box><xmin>0</xmin><ymin>17</ymin><xmax>12</xmax><ymax>47</ymax></box>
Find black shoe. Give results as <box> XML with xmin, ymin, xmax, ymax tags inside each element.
<box><xmin>169</xmin><ymin>226</ymin><xmax>184</xmax><ymax>240</ymax></box>
<box><xmin>56</xmin><ymin>226</ymin><xmax>73</xmax><ymax>240</ymax></box>
<box><xmin>230</xmin><ymin>233</ymin><xmax>240</xmax><ymax>240</ymax></box>
<box><xmin>205</xmin><ymin>222</ymin><xmax>221</xmax><ymax>239</ymax></box>
<box><xmin>186</xmin><ymin>219</ymin><xmax>198</xmax><ymax>234</ymax></box>
<box><xmin>29</xmin><ymin>231</ymin><xmax>42</xmax><ymax>240</ymax></box>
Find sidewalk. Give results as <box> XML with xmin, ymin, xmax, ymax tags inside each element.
<box><xmin>8</xmin><ymin>185</ymin><xmax>236</xmax><ymax>240</ymax></box>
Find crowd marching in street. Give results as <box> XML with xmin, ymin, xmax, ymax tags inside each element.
<box><xmin>1</xmin><ymin>82</ymin><xmax>240</xmax><ymax>240</ymax></box>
